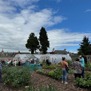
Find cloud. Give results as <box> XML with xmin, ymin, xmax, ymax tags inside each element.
<box><xmin>48</xmin><ymin>29</ymin><xmax>91</xmax><ymax>51</ymax></box>
<box><xmin>56</xmin><ymin>0</ymin><xmax>62</xmax><ymax>3</ymax></box>
<box><xmin>0</xmin><ymin>0</ymin><xmax>66</xmax><ymax>52</ymax></box>
<box><xmin>0</xmin><ymin>0</ymin><xmax>91</xmax><ymax>52</ymax></box>
<box><xmin>52</xmin><ymin>0</ymin><xmax>62</xmax><ymax>3</ymax></box>
<box><xmin>9</xmin><ymin>0</ymin><xmax>39</xmax><ymax>7</ymax></box>
<box><xmin>85</xmin><ymin>9</ymin><xmax>91</xmax><ymax>12</ymax></box>
<box><xmin>0</xmin><ymin>0</ymin><xmax>39</xmax><ymax>15</ymax></box>
<box><xmin>0</xmin><ymin>0</ymin><xmax>16</xmax><ymax>14</ymax></box>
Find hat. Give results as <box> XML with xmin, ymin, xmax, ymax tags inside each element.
<box><xmin>79</xmin><ymin>55</ymin><xmax>82</xmax><ymax>58</ymax></box>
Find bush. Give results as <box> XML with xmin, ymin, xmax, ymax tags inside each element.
<box><xmin>68</xmin><ymin>68</ymin><xmax>74</xmax><ymax>74</ymax></box>
<box><xmin>37</xmin><ymin>68</ymin><xmax>62</xmax><ymax>80</ymax></box>
<box><xmin>36</xmin><ymin>69</ymin><xmax>46</xmax><ymax>75</ymax></box>
<box><xmin>2</xmin><ymin>66</ymin><xmax>31</xmax><ymax>88</ymax></box>
<box><xmin>85</xmin><ymin>62</ymin><xmax>91</xmax><ymax>71</ymax></box>
<box><xmin>67</xmin><ymin>60</ymin><xmax>72</xmax><ymax>66</ymax></box>
<box><xmin>42</xmin><ymin>64</ymin><xmax>56</xmax><ymax>69</ymax></box>
<box><xmin>75</xmin><ymin>72</ymin><xmax>91</xmax><ymax>88</ymax></box>
<box><xmin>48</xmin><ymin>68</ymin><xmax>62</xmax><ymax>80</ymax></box>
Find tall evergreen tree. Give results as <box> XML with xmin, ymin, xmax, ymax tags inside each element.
<box><xmin>78</xmin><ymin>36</ymin><xmax>91</xmax><ymax>55</ymax></box>
<box><xmin>39</xmin><ymin>27</ymin><xmax>50</xmax><ymax>54</ymax></box>
<box><xmin>25</xmin><ymin>33</ymin><xmax>39</xmax><ymax>54</ymax></box>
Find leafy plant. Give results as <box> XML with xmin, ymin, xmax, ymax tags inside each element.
<box><xmin>85</xmin><ymin>62</ymin><xmax>91</xmax><ymax>71</ymax></box>
<box><xmin>48</xmin><ymin>68</ymin><xmax>62</xmax><ymax>80</ymax></box>
<box><xmin>75</xmin><ymin>72</ymin><xmax>91</xmax><ymax>88</ymax></box>
<box><xmin>68</xmin><ymin>68</ymin><xmax>74</xmax><ymax>74</ymax></box>
<box><xmin>42</xmin><ymin>64</ymin><xmax>56</xmax><ymax>69</ymax></box>
<box><xmin>2</xmin><ymin>66</ymin><xmax>31</xmax><ymax>88</ymax></box>
<box><xmin>36</xmin><ymin>69</ymin><xmax>46</xmax><ymax>75</ymax></box>
<box><xmin>67</xmin><ymin>60</ymin><xmax>72</xmax><ymax>66</ymax></box>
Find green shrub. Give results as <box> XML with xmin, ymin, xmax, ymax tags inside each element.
<box><xmin>75</xmin><ymin>72</ymin><xmax>91</xmax><ymax>88</ymax></box>
<box><xmin>68</xmin><ymin>68</ymin><xmax>74</xmax><ymax>74</ymax></box>
<box><xmin>42</xmin><ymin>64</ymin><xmax>56</xmax><ymax>69</ymax></box>
<box><xmin>36</xmin><ymin>69</ymin><xmax>46</xmax><ymax>75</ymax></box>
<box><xmin>75</xmin><ymin>78</ymin><xmax>91</xmax><ymax>88</ymax></box>
<box><xmin>85</xmin><ymin>62</ymin><xmax>91</xmax><ymax>71</ymax></box>
<box><xmin>2</xmin><ymin>66</ymin><xmax>31</xmax><ymax>88</ymax></box>
<box><xmin>48</xmin><ymin>68</ymin><xmax>62</xmax><ymax>80</ymax></box>
<box><xmin>37</xmin><ymin>68</ymin><xmax>62</xmax><ymax>80</ymax></box>
<box><xmin>67</xmin><ymin>60</ymin><xmax>72</xmax><ymax>66</ymax></box>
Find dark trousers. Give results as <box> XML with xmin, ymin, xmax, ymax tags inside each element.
<box><xmin>0</xmin><ymin>70</ymin><xmax>2</xmax><ymax>82</ymax></box>
<box><xmin>74</xmin><ymin>73</ymin><xmax>81</xmax><ymax>79</ymax></box>
<box><xmin>81</xmin><ymin>67</ymin><xmax>84</xmax><ymax>78</ymax></box>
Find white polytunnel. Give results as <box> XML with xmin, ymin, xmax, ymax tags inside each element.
<box><xmin>13</xmin><ymin>54</ymin><xmax>72</xmax><ymax>64</ymax></box>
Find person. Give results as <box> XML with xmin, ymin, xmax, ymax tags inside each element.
<box><xmin>46</xmin><ymin>59</ymin><xmax>51</xmax><ymax>66</ymax></box>
<box><xmin>17</xmin><ymin>61</ymin><xmax>21</xmax><ymax>66</ymax></box>
<box><xmin>60</xmin><ymin>57</ymin><xmax>68</xmax><ymax>84</ymax></box>
<box><xmin>79</xmin><ymin>55</ymin><xmax>85</xmax><ymax>78</ymax></box>
<box><xmin>13</xmin><ymin>60</ymin><xmax>18</xmax><ymax>66</ymax></box>
<box><xmin>72</xmin><ymin>58</ymin><xmax>82</xmax><ymax>79</ymax></box>
<box><xmin>83</xmin><ymin>55</ymin><xmax>87</xmax><ymax>64</ymax></box>
<box><xmin>0</xmin><ymin>62</ymin><xmax>2</xmax><ymax>82</ymax></box>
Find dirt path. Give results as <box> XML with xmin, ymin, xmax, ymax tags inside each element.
<box><xmin>31</xmin><ymin>72</ymin><xmax>89</xmax><ymax>91</ymax></box>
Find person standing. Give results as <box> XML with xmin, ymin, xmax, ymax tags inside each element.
<box><xmin>0</xmin><ymin>62</ymin><xmax>2</xmax><ymax>82</ymax></box>
<box><xmin>72</xmin><ymin>58</ymin><xmax>82</xmax><ymax>79</ymax></box>
<box><xmin>83</xmin><ymin>55</ymin><xmax>87</xmax><ymax>64</ymax></box>
<box><xmin>61</xmin><ymin>57</ymin><xmax>68</xmax><ymax>84</ymax></box>
<box><xmin>79</xmin><ymin>55</ymin><xmax>85</xmax><ymax>78</ymax></box>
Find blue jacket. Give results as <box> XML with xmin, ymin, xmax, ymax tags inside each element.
<box><xmin>80</xmin><ymin>57</ymin><xmax>85</xmax><ymax>67</ymax></box>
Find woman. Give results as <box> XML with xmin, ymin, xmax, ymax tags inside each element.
<box><xmin>72</xmin><ymin>58</ymin><xmax>82</xmax><ymax>79</ymax></box>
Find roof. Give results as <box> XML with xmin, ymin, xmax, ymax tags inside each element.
<box><xmin>54</xmin><ymin>50</ymin><xmax>68</xmax><ymax>54</ymax></box>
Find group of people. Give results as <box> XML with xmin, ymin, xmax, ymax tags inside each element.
<box><xmin>60</xmin><ymin>55</ymin><xmax>86</xmax><ymax>84</ymax></box>
<box><xmin>0</xmin><ymin>55</ymin><xmax>87</xmax><ymax>84</ymax></box>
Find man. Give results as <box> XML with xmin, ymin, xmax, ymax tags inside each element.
<box><xmin>79</xmin><ymin>55</ymin><xmax>85</xmax><ymax>78</ymax></box>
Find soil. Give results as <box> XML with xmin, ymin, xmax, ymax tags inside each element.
<box><xmin>0</xmin><ymin>72</ymin><xmax>90</xmax><ymax>91</ymax></box>
<box><xmin>31</xmin><ymin>72</ymin><xmax>90</xmax><ymax>91</ymax></box>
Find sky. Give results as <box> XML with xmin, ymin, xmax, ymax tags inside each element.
<box><xmin>0</xmin><ymin>0</ymin><xmax>91</xmax><ymax>53</ymax></box>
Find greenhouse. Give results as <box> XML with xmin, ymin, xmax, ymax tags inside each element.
<box><xmin>13</xmin><ymin>54</ymin><xmax>72</xmax><ymax>64</ymax></box>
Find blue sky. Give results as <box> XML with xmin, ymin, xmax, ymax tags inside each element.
<box><xmin>0</xmin><ymin>0</ymin><xmax>91</xmax><ymax>53</ymax></box>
